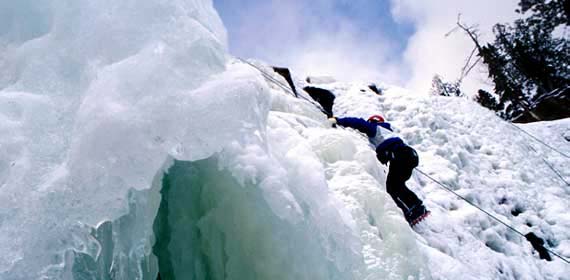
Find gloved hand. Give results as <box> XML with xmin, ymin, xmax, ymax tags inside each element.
<box><xmin>377</xmin><ymin>150</ymin><xmax>392</xmax><ymax>165</ymax></box>
<box><xmin>327</xmin><ymin>117</ymin><xmax>337</xmax><ymax>128</ymax></box>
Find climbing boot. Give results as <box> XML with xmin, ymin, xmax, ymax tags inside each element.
<box><xmin>406</xmin><ymin>204</ymin><xmax>430</xmax><ymax>226</ymax></box>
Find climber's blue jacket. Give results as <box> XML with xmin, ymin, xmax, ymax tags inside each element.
<box><xmin>336</xmin><ymin>117</ymin><xmax>407</xmax><ymax>164</ymax></box>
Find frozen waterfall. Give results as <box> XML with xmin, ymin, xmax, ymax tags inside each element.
<box><xmin>0</xmin><ymin>0</ymin><xmax>386</xmax><ymax>278</ymax></box>
<box><xmin>1</xmin><ymin>0</ymin><xmax>569</xmax><ymax>279</ymax></box>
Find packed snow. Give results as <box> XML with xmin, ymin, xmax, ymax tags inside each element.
<box><xmin>1</xmin><ymin>0</ymin><xmax>569</xmax><ymax>279</ymax></box>
<box><xmin>325</xmin><ymin>81</ymin><xmax>570</xmax><ymax>279</ymax></box>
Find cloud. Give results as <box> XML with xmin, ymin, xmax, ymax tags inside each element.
<box><xmin>289</xmin><ymin>22</ymin><xmax>405</xmax><ymax>84</ymax></box>
<box><xmin>215</xmin><ymin>0</ymin><xmax>522</xmax><ymax>94</ymax></box>
<box><xmin>214</xmin><ymin>0</ymin><xmax>409</xmax><ymax>84</ymax></box>
<box><xmin>391</xmin><ymin>0</ymin><xmax>520</xmax><ymax>95</ymax></box>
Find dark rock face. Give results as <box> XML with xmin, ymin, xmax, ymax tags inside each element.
<box><xmin>513</xmin><ymin>88</ymin><xmax>570</xmax><ymax>123</ymax></box>
<box><xmin>302</xmin><ymin>86</ymin><xmax>336</xmax><ymax>118</ymax></box>
<box><xmin>273</xmin><ymin>67</ymin><xmax>298</xmax><ymax>97</ymax></box>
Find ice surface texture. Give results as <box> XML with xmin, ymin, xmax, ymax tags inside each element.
<box><xmin>0</xmin><ymin>1</ymin><xmax>365</xmax><ymax>279</ymax></box>
<box><xmin>0</xmin><ymin>0</ymin><xmax>231</xmax><ymax>278</ymax></box>
<box><xmin>330</xmin><ymin>82</ymin><xmax>570</xmax><ymax>278</ymax></box>
<box><xmin>2</xmin><ymin>0</ymin><xmax>569</xmax><ymax>279</ymax></box>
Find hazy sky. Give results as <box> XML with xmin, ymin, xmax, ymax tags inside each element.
<box><xmin>213</xmin><ymin>0</ymin><xmax>519</xmax><ymax>95</ymax></box>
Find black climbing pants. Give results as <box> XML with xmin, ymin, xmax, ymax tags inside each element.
<box><xmin>384</xmin><ymin>145</ymin><xmax>422</xmax><ymax>214</ymax></box>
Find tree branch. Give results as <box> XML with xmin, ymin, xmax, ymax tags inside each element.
<box><xmin>456</xmin><ymin>14</ymin><xmax>484</xmax><ymax>51</ymax></box>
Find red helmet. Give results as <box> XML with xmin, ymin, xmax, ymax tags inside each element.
<box><xmin>368</xmin><ymin>115</ymin><xmax>385</xmax><ymax>123</ymax></box>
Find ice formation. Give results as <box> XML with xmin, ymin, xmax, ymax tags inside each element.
<box><xmin>0</xmin><ymin>0</ymin><xmax>363</xmax><ymax>278</ymax></box>
<box><xmin>1</xmin><ymin>0</ymin><xmax>569</xmax><ymax>279</ymax></box>
<box><xmin>330</xmin><ymin>83</ymin><xmax>570</xmax><ymax>278</ymax></box>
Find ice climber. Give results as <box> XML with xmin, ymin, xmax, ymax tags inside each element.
<box><xmin>329</xmin><ymin>115</ymin><xmax>430</xmax><ymax>226</ymax></box>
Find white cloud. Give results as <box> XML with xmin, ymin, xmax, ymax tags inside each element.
<box><xmin>391</xmin><ymin>0</ymin><xmax>520</xmax><ymax>96</ymax></box>
<box><xmin>288</xmin><ymin>23</ymin><xmax>404</xmax><ymax>84</ymax></box>
<box><xmin>217</xmin><ymin>0</ymin><xmax>522</xmax><ymax>93</ymax></box>
<box><xmin>217</xmin><ymin>0</ymin><xmax>405</xmax><ymax>84</ymax></box>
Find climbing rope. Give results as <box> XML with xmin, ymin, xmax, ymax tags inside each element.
<box><xmin>540</xmin><ymin>158</ymin><xmax>570</xmax><ymax>186</ymax></box>
<box><xmin>509</xmin><ymin>123</ymin><xmax>570</xmax><ymax>158</ymax></box>
<box><xmin>237</xmin><ymin>58</ymin><xmax>297</xmax><ymax>98</ymax></box>
<box><xmin>240</xmin><ymin>56</ymin><xmax>570</xmax><ymax>262</ymax></box>
<box><xmin>415</xmin><ymin>168</ymin><xmax>570</xmax><ymax>264</ymax></box>
<box><xmin>236</xmin><ymin>58</ymin><xmax>330</xmax><ymax>116</ymax></box>
<box><xmin>243</xmin><ymin>57</ymin><xmax>569</xmax><ymax>159</ymax></box>
<box><xmin>524</xmin><ymin>143</ymin><xmax>570</xmax><ymax>187</ymax></box>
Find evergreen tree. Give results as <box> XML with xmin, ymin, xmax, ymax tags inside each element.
<box><xmin>475</xmin><ymin>90</ymin><xmax>504</xmax><ymax>112</ymax></box>
<box><xmin>430</xmin><ymin>74</ymin><xmax>464</xmax><ymax>97</ymax></box>
<box><xmin>465</xmin><ymin>0</ymin><xmax>569</xmax><ymax>121</ymax></box>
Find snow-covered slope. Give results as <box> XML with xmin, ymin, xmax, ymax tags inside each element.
<box><xmin>326</xmin><ymin>82</ymin><xmax>570</xmax><ymax>278</ymax></box>
<box><xmin>1</xmin><ymin>1</ymin><xmax>569</xmax><ymax>279</ymax></box>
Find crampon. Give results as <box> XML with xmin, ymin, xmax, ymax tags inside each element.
<box><xmin>409</xmin><ymin>210</ymin><xmax>430</xmax><ymax>227</ymax></box>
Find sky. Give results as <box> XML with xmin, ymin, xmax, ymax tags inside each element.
<box><xmin>212</xmin><ymin>0</ymin><xmax>520</xmax><ymax>95</ymax></box>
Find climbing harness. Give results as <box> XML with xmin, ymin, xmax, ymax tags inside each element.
<box><xmin>236</xmin><ymin>58</ymin><xmax>330</xmax><ymax>116</ymax></box>
<box><xmin>415</xmin><ymin>168</ymin><xmax>570</xmax><ymax>264</ymax></box>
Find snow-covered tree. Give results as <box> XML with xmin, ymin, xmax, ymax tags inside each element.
<box><xmin>462</xmin><ymin>0</ymin><xmax>569</xmax><ymax>121</ymax></box>
<box><xmin>430</xmin><ymin>74</ymin><xmax>464</xmax><ymax>97</ymax></box>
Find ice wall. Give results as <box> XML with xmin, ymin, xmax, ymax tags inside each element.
<box><xmin>1</xmin><ymin>0</ymin><xmax>483</xmax><ymax>279</ymax></box>
<box><xmin>152</xmin><ymin>156</ymin><xmax>360</xmax><ymax>280</ymax></box>
<box><xmin>0</xmin><ymin>0</ymin><xmax>234</xmax><ymax>278</ymax></box>
<box><xmin>0</xmin><ymin>1</ymin><xmax>374</xmax><ymax>279</ymax></box>
<box><xmin>330</xmin><ymin>82</ymin><xmax>570</xmax><ymax>278</ymax></box>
